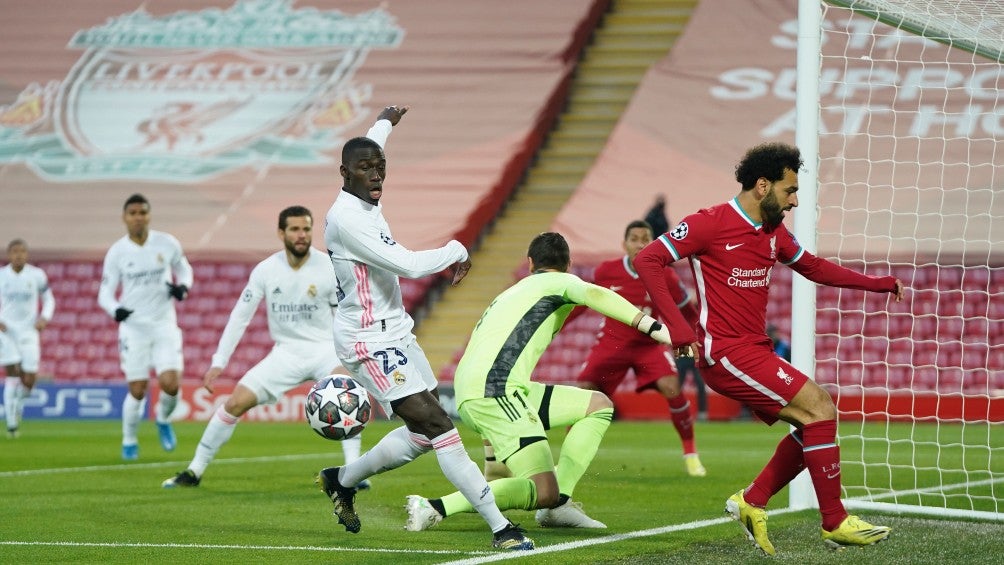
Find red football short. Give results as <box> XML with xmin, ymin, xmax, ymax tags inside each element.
<box><xmin>577</xmin><ymin>339</ymin><xmax>676</xmax><ymax>397</ymax></box>
<box><xmin>700</xmin><ymin>342</ymin><xmax>809</xmax><ymax>425</ymax></box>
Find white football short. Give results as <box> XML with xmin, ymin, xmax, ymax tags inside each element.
<box><xmin>118</xmin><ymin>323</ymin><xmax>183</xmax><ymax>381</ymax></box>
<box><xmin>335</xmin><ymin>332</ymin><xmax>437</xmax><ymax>409</ymax></box>
<box><xmin>0</xmin><ymin>326</ymin><xmax>40</xmax><ymax>373</ymax></box>
<box><xmin>239</xmin><ymin>341</ymin><xmax>343</xmax><ymax>405</ymax></box>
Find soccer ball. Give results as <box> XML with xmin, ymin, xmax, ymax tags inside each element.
<box><xmin>305</xmin><ymin>375</ymin><xmax>372</xmax><ymax>441</ymax></box>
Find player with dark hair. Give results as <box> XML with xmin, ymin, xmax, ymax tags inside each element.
<box><xmin>0</xmin><ymin>239</ymin><xmax>55</xmax><ymax>437</ymax></box>
<box><xmin>162</xmin><ymin>205</ymin><xmax>366</xmax><ymax>489</ymax></box>
<box><xmin>99</xmin><ymin>193</ymin><xmax>193</xmax><ymax>460</ymax></box>
<box><xmin>483</xmin><ymin>220</ymin><xmax>705</xmax><ymax>481</ymax></box>
<box><xmin>405</xmin><ymin>231</ymin><xmax>676</xmax><ymax>532</ymax></box>
<box><xmin>318</xmin><ymin>106</ymin><xmax>533</xmax><ymax>551</ymax></box>
<box><xmin>578</xmin><ymin>219</ymin><xmax>705</xmax><ymax>476</ymax></box>
<box><xmin>634</xmin><ymin>142</ymin><xmax>902</xmax><ymax>554</ymax></box>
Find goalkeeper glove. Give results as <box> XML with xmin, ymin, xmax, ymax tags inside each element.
<box><xmin>114</xmin><ymin>307</ymin><xmax>133</xmax><ymax>322</ymax></box>
<box><xmin>167</xmin><ymin>283</ymin><xmax>189</xmax><ymax>301</ymax></box>
<box><xmin>635</xmin><ymin>314</ymin><xmax>671</xmax><ymax>345</ymax></box>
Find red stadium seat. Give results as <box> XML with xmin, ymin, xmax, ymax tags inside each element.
<box><xmin>911</xmin><ymin>316</ymin><xmax>938</xmax><ymax>340</ymax></box>
<box><xmin>961</xmin><ymin>267</ymin><xmax>990</xmax><ymax>291</ymax></box>
<box><xmin>914</xmin><ymin>368</ymin><xmax>939</xmax><ymax>388</ymax></box>
<box><xmin>937</xmin><ymin>368</ymin><xmax>964</xmax><ymax>392</ymax></box>
<box><xmin>838</xmin><ymin>364</ymin><xmax>865</xmax><ymax>387</ymax></box>
<box><xmin>814</xmin><ymin>361</ymin><xmax>837</xmax><ymax>385</ymax></box>
<box><xmin>936</xmin><ymin>268</ymin><xmax>964</xmax><ymax>290</ymax></box>
<box><xmin>962</xmin><ymin>370</ymin><xmax>989</xmax><ymax>395</ymax></box>
<box><xmin>990</xmin><ymin>370</ymin><xmax>1004</xmax><ymax>391</ymax></box>
<box><xmin>815</xmin><ymin>313</ymin><xmax>840</xmax><ymax>336</ymax></box>
<box><xmin>886</xmin><ymin>366</ymin><xmax>913</xmax><ymax>390</ymax></box>
<box><xmin>987</xmin><ymin>346</ymin><xmax>1004</xmax><ymax>370</ymax></box>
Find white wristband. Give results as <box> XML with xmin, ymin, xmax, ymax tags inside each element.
<box><xmin>649</xmin><ymin>325</ymin><xmax>672</xmax><ymax>345</ymax></box>
<box><xmin>636</xmin><ymin>315</ymin><xmax>659</xmax><ymax>335</ymax></box>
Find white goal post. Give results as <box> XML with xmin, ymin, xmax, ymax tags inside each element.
<box><xmin>791</xmin><ymin>0</ymin><xmax>1003</xmax><ymax>520</ymax></box>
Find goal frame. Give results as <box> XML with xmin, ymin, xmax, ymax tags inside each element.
<box><xmin>789</xmin><ymin>0</ymin><xmax>1003</xmax><ymax>521</ymax></box>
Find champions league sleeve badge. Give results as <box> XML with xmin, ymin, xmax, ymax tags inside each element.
<box><xmin>669</xmin><ymin>222</ymin><xmax>689</xmax><ymax>241</ymax></box>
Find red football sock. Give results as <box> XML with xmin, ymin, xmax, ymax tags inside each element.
<box><xmin>802</xmin><ymin>419</ymin><xmax>848</xmax><ymax>531</ymax></box>
<box><xmin>667</xmin><ymin>395</ymin><xmax>696</xmax><ymax>454</ymax></box>
<box><xmin>745</xmin><ymin>430</ymin><xmax>805</xmax><ymax>507</ymax></box>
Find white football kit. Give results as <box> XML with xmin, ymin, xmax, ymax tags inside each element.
<box><xmin>0</xmin><ymin>264</ymin><xmax>55</xmax><ymax>372</ymax></box>
<box><xmin>211</xmin><ymin>247</ymin><xmax>343</xmax><ymax>404</ymax></box>
<box><xmin>324</xmin><ymin>119</ymin><xmax>469</xmax><ymax>407</ymax></box>
<box><xmin>98</xmin><ymin>230</ymin><xmax>193</xmax><ymax>381</ymax></box>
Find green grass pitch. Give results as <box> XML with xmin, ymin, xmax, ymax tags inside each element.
<box><xmin>1</xmin><ymin>418</ymin><xmax>1001</xmax><ymax>564</ymax></box>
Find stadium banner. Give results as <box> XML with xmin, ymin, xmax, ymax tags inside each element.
<box><xmin>150</xmin><ymin>380</ymin><xmax>314</xmax><ymax>422</ymax></box>
<box><xmin>0</xmin><ymin>381</ymin><xmax>314</xmax><ymax>421</ymax></box>
<box><xmin>7</xmin><ymin>381</ymin><xmax>999</xmax><ymax>422</ymax></box>
<box><xmin>1</xmin><ymin>382</ymin><xmax>128</xmax><ymax>420</ymax></box>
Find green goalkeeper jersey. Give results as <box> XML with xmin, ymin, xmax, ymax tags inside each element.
<box><xmin>453</xmin><ymin>270</ymin><xmax>645</xmax><ymax>405</ymax></box>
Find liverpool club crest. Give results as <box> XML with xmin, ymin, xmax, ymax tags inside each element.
<box><xmin>0</xmin><ymin>0</ymin><xmax>403</xmax><ymax>182</ymax></box>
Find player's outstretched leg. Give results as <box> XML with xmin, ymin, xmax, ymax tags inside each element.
<box><xmin>821</xmin><ymin>515</ymin><xmax>891</xmax><ymax>549</ymax></box>
<box><xmin>725</xmin><ymin>489</ymin><xmax>775</xmax><ymax>556</ymax></box>
<box><xmin>318</xmin><ymin>466</ymin><xmax>361</xmax><ymax>533</ymax></box>
<box><xmin>535</xmin><ymin>497</ymin><xmax>607</xmax><ymax>529</ymax></box>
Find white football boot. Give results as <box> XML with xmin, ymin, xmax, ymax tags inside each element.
<box><xmin>535</xmin><ymin>498</ymin><xmax>607</xmax><ymax>528</ymax></box>
<box><xmin>405</xmin><ymin>495</ymin><xmax>443</xmax><ymax>531</ymax></box>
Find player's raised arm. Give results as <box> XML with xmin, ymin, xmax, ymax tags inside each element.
<box><xmin>451</xmin><ymin>257</ymin><xmax>472</xmax><ymax>286</ymax></box>
<box><xmin>365</xmin><ymin>105</ymin><xmax>409</xmax><ymax>149</ymax></box>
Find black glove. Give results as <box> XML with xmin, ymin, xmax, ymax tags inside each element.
<box><xmin>114</xmin><ymin>307</ymin><xmax>133</xmax><ymax>322</ymax></box>
<box><xmin>167</xmin><ymin>283</ymin><xmax>189</xmax><ymax>301</ymax></box>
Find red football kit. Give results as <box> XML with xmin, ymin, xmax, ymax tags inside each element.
<box><xmin>575</xmin><ymin>256</ymin><xmax>695</xmax><ymax>395</ymax></box>
<box><xmin>635</xmin><ymin>197</ymin><xmax>898</xmax><ymax>422</ymax></box>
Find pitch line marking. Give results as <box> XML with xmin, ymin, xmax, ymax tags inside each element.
<box><xmin>0</xmin><ymin>452</ymin><xmax>334</xmax><ymax>478</ymax></box>
<box><xmin>0</xmin><ymin>540</ymin><xmax>492</xmax><ymax>556</ymax></box>
<box><xmin>437</xmin><ymin>509</ymin><xmax>803</xmax><ymax>565</ymax></box>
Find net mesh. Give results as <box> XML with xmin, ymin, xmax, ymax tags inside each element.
<box><xmin>813</xmin><ymin>0</ymin><xmax>1003</xmax><ymax>518</ymax></box>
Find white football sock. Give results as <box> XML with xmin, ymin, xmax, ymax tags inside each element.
<box><xmin>430</xmin><ymin>428</ymin><xmax>509</xmax><ymax>533</ymax></box>
<box><xmin>188</xmin><ymin>405</ymin><xmax>240</xmax><ymax>477</ymax></box>
<box><xmin>122</xmin><ymin>394</ymin><xmax>144</xmax><ymax>445</ymax></box>
<box><xmin>155</xmin><ymin>391</ymin><xmax>178</xmax><ymax>424</ymax></box>
<box><xmin>4</xmin><ymin>377</ymin><xmax>19</xmax><ymax>429</ymax></box>
<box><xmin>15</xmin><ymin>382</ymin><xmax>30</xmax><ymax>420</ymax></box>
<box><xmin>339</xmin><ymin>425</ymin><xmax>428</xmax><ymax>486</ymax></box>
<box><xmin>341</xmin><ymin>434</ymin><xmax>362</xmax><ymax>465</ymax></box>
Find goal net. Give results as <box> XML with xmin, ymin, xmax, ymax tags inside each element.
<box><xmin>800</xmin><ymin>0</ymin><xmax>1003</xmax><ymax>520</ymax></box>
